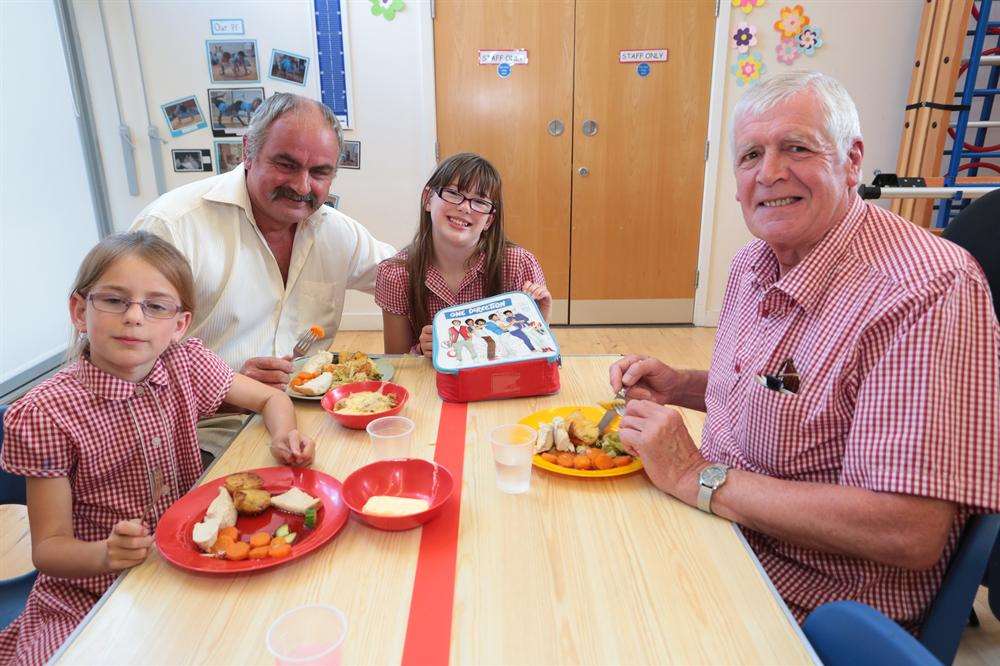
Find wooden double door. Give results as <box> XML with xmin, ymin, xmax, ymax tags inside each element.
<box><xmin>434</xmin><ymin>0</ymin><xmax>716</xmax><ymax>324</ymax></box>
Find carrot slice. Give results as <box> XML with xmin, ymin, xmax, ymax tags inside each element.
<box><xmin>249</xmin><ymin>532</ymin><xmax>271</xmax><ymax>548</ymax></box>
<box><xmin>218</xmin><ymin>526</ymin><xmax>239</xmax><ymax>541</ymax></box>
<box><xmin>248</xmin><ymin>546</ymin><xmax>270</xmax><ymax>560</ymax></box>
<box><xmin>309</xmin><ymin>325</ymin><xmax>325</xmax><ymax>339</ymax></box>
<box><xmin>269</xmin><ymin>541</ymin><xmax>292</xmax><ymax>558</ymax></box>
<box><xmin>225</xmin><ymin>541</ymin><xmax>250</xmax><ymax>561</ymax></box>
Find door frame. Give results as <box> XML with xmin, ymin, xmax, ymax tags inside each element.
<box><xmin>693</xmin><ymin>0</ymin><xmax>733</xmax><ymax>327</ymax></box>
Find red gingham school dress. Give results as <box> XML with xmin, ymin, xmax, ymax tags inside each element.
<box><xmin>0</xmin><ymin>338</ymin><xmax>234</xmax><ymax>665</ymax></box>
<box><xmin>700</xmin><ymin>197</ymin><xmax>1000</xmax><ymax>632</ymax></box>
<box><xmin>374</xmin><ymin>245</ymin><xmax>546</xmax><ymax>351</ymax></box>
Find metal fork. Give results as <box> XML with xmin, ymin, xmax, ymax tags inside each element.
<box><xmin>612</xmin><ymin>387</ymin><xmax>628</xmax><ymax>416</ymax></box>
<box><xmin>140</xmin><ymin>468</ymin><xmax>165</xmax><ymax>525</ymax></box>
<box><xmin>291</xmin><ymin>328</ymin><xmax>319</xmax><ymax>359</ymax></box>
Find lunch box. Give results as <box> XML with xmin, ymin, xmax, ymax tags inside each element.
<box><xmin>432</xmin><ymin>291</ymin><xmax>561</xmax><ymax>403</ymax></box>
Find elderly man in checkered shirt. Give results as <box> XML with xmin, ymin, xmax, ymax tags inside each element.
<box><xmin>611</xmin><ymin>71</ymin><xmax>1000</xmax><ymax>632</ymax></box>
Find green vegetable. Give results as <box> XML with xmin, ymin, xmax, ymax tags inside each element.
<box><xmin>304</xmin><ymin>508</ymin><xmax>317</xmax><ymax>530</ymax></box>
<box><xmin>284</xmin><ymin>532</ymin><xmax>298</xmax><ymax>544</ymax></box>
<box><xmin>600</xmin><ymin>432</ymin><xmax>625</xmax><ymax>457</ymax></box>
<box><xmin>275</xmin><ymin>524</ymin><xmax>290</xmax><ymax>538</ymax></box>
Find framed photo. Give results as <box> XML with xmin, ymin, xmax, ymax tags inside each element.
<box><xmin>208</xmin><ymin>87</ymin><xmax>265</xmax><ymax>137</ymax></box>
<box><xmin>339</xmin><ymin>140</ymin><xmax>360</xmax><ymax>170</ymax></box>
<box><xmin>324</xmin><ymin>193</ymin><xmax>340</xmax><ymax>209</ymax></box>
<box><xmin>160</xmin><ymin>96</ymin><xmax>207</xmax><ymax>137</ymax></box>
<box><xmin>214</xmin><ymin>140</ymin><xmax>245</xmax><ymax>174</ymax></box>
<box><xmin>206</xmin><ymin>39</ymin><xmax>259</xmax><ymax>83</ymax></box>
<box><xmin>269</xmin><ymin>49</ymin><xmax>309</xmax><ymax>86</ymax></box>
<box><xmin>171</xmin><ymin>149</ymin><xmax>212</xmax><ymax>173</ymax></box>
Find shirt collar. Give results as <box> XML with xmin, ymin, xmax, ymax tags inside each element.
<box><xmin>747</xmin><ymin>195</ymin><xmax>867</xmax><ymax>314</ymax></box>
<box><xmin>201</xmin><ymin>163</ymin><xmax>325</xmax><ymax>228</ymax></box>
<box><xmin>75</xmin><ymin>352</ymin><xmax>170</xmax><ymax>401</ymax></box>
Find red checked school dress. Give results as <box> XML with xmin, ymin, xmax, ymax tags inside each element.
<box><xmin>0</xmin><ymin>338</ymin><xmax>234</xmax><ymax>665</ymax></box>
<box><xmin>700</xmin><ymin>197</ymin><xmax>1000</xmax><ymax>632</ymax></box>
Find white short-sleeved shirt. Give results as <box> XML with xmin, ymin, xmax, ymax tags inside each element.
<box><xmin>130</xmin><ymin>165</ymin><xmax>395</xmax><ymax>371</ymax></box>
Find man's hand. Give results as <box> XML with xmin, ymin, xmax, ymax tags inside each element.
<box><xmin>522</xmin><ymin>281</ymin><xmax>552</xmax><ymax>321</ymax></box>
<box><xmin>104</xmin><ymin>520</ymin><xmax>154</xmax><ymax>572</ymax></box>
<box><xmin>240</xmin><ymin>356</ymin><xmax>294</xmax><ymax>390</ymax></box>
<box><xmin>618</xmin><ymin>400</ymin><xmax>706</xmax><ymax>499</ymax></box>
<box><xmin>270</xmin><ymin>429</ymin><xmax>315</xmax><ymax>467</ymax></box>
<box><xmin>418</xmin><ymin>325</ymin><xmax>434</xmax><ymax>357</ymax></box>
<box><xmin>609</xmin><ymin>355</ymin><xmax>684</xmax><ymax>405</ymax></box>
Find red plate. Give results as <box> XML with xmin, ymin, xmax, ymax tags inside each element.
<box><xmin>156</xmin><ymin>466</ymin><xmax>349</xmax><ymax>574</ymax></box>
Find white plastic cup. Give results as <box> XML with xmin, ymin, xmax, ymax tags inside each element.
<box><xmin>266</xmin><ymin>604</ymin><xmax>347</xmax><ymax>666</ymax></box>
<box><xmin>366</xmin><ymin>415</ymin><xmax>415</xmax><ymax>460</ymax></box>
<box><xmin>489</xmin><ymin>424</ymin><xmax>536</xmax><ymax>494</ymax></box>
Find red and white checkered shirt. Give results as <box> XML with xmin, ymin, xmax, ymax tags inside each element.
<box><xmin>0</xmin><ymin>338</ymin><xmax>233</xmax><ymax>665</ymax></box>
<box><xmin>374</xmin><ymin>245</ymin><xmax>545</xmax><ymax>343</ymax></box>
<box><xmin>701</xmin><ymin>196</ymin><xmax>1000</xmax><ymax>632</ymax></box>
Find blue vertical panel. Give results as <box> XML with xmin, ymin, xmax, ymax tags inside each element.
<box><xmin>314</xmin><ymin>0</ymin><xmax>350</xmax><ymax>126</ymax></box>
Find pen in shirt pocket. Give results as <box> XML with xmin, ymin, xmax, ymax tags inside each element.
<box><xmin>756</xmin><ymin>357</ymin><xmax>800</xmax><ymax>395</ymax></box>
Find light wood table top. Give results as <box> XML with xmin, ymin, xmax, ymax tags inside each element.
<box><xmin>56</xmin><ymin>355</ymin><xmax>816</xmax><ymax>665</ymax></box>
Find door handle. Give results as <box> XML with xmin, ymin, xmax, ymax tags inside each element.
<box><xmin>548</xmin><ymin>119</ymin><xmax>564</xmax><ymax>136</ymax></box>
<box><xmin>578</xmin><ymin>167</ymin><xmax>590</xmax><ymax>176</ymax></box>
<box><xmin>582</xmin><ymin>119</ymin><xmax>598</xmax><ymax>136</ymax></box>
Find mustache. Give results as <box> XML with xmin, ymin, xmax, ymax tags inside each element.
<box><xmin>269</xmin><ymin>187</ymin><xmax>317</xmax><ymax>206</ymax></box>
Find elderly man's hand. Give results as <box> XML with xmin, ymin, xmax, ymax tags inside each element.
<box><xmin>609</xmin><ymin>355</ymin><xmax>683</xmax><ymax>406</ymax></box>
<box><xmin>240</xmin><ymin>356</ymin><xmax>294</xmax><ymax>390</ymax></box>
<box><xmin>618</xmin><ymin>400</ymin><xmax>706</xmax><ymax>499</ymax></box>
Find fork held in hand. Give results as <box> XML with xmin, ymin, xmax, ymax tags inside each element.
<box><xmin>291</xmin><ymin>328</ymin><xmax>319</xmax><ymax>359</ymax></box>
<box><xmin>140</xmin><ymin>468</ymin><xmax>165</xmax><ymax>525</ymax></box>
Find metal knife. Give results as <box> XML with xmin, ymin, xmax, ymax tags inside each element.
<box><xmin>597</xmin><ymin>406</ymin><xmax>617</xmax><ymax>435</ymax></box>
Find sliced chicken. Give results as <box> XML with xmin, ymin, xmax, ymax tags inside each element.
<box><xmin>205</xmin><ymin>486</ymin><xmax>237</xmax><ymax>529</ymax></box>
<box><xmin>292</xmin><ymin>371</ymin><xmax>334</xmax><ymax>396</ymax></box>
<box><xmin>302</xmin><ymin>351</ymin><xmax>334</xmax><ymax>374</ymax></box>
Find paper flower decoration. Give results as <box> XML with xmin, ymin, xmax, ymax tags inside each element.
<box><xmin>775</xmin><ymin>37</ymin><xmax>800</xmax><ymax>65</ymax></box>
<box><xmin>797</xmin><ymin>26</ymin><xmax>824</xmax><ymax>56</ymax></box>
<box><xmin>774</xmin><ymin>5</ymin><xmax>809</xmax><ymax>38</ymax></box>
<box><xmin>732</xmin><ymin>51</ymin><xmax>766</xmax><ymax>87</ymax></box>
<box><xmin>731</xmin><ymin>23</ymin><xmax>758</xmax><ymax>53</ymax></box>
<box><xmin>732</xmin><ymin>0</ymin><xmax>767</xmax><ymax>14</ymax></box>
<box><xmin>370</xmin><ymin>0</ymin><xmax>404</xmax><ymax>21</ymax></box>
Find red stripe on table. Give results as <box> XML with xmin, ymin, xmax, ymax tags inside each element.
<box><xmin>401</xmin><ymin>401</ymin><xmax>468</xmax><ymax>666</ymax></box>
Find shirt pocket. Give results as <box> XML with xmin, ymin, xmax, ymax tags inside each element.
<box><xmin>738</xmin><ymin>378</ymin><xmax>849</xmax><ymax>478</ymax></box>
<box><xmin>294</xmin><ymin>279</ymin><xmax>340</xmax><ymax>336</ymax></box>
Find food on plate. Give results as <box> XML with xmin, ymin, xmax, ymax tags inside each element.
<box><xmin>304</xmin><ymin>507</ymin><xmax>318</xmax><ymax>530</ymax></box>
<box><xmin>533</xmin><ymin>409</ymin><xmax>635</xmax><ymax>471</ymax></box>
<box><xmin>333</xmin><ymin>390</ymin><xmax>397</xmax><ymax>415</ymax></box>
<box><xmin>233</xmin><ymin>488</ymin><xmax>271</xmax><ymax>515</ymax></box>
<box><xmin>302</xmin><ymin>350</ymin><xmax>334</xmax><ymax>374</ymax></box>
<box><xmin>323</xmin><ymin>351</ymin><xmax>383</xmax><ymax>384</ymax></box>
<box><xmin>192</xmin><ymin>517</ymin><xmax>221</xmax><ymax>552</ymax></box>
<box><xmin>225</xmin><ymin>541</ymin><xmax>251</xmax><ymax>561</ymax></box>
<box><xmin>224</xmin><ymin>472</ymin><xmax>264</xmax><ymax>495</ymax></box>
<box><xmin>205</xmin><ymin>486</ymin><xmax>237</xmax><ymax>528</ymax></box>
<box><xmin>309</xmin><ymin>325</ymin><xmax>325</xmax><ymax>339</ymax></box>
<box><xmin>291</xmin><ymin>371</ymin><xmax>334</xmax><ymax>397</ymax></box>
<box><xmin>361</xmin><ymin>495</ymin><xmax>430</xmax><ymax>517</ymax></box>
<box><xmin>271</xmin><ymin>487</ymin><xmax>322</xmax><ymax>514</ymax></box>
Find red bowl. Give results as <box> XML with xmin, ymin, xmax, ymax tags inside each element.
<box><xmin>320</xmin><ymin>381</ymin><xmax>409</xmax><ymax>430</ymax></box>
<box><xmin>341</xmin><ymin>459</ymin><xmax>454</xmax><ymax>531</ymax></box>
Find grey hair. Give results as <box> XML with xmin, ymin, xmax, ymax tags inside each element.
<box><xmin>244</xmin><ymin>93</ymin><xmax>343</xmax><ymax>160</ymax></box>
<box><xmin>730</xmin><ymin>71</ymin><xmax>862</xmax><ymax>161</ymax></box>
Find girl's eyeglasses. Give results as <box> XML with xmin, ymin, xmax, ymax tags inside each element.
<box><xmin>436</xmin><ymin>186</ymin><xmax>495</xmax><ymax>214</ymax></box>
<box><xmin>86</xmin><ymin>292</ymin><xmax>182</xmax><ymax>319</ymax></box>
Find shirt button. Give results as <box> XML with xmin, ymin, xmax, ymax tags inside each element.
<box><xmin>151</xmin><ymin>436</ymin><xmax>161</xmax><ymax>448</ymax></box>
<box><xmin>734</xmin><ymin>361</ymin><xmax>741</xmax><ymax>373</ymax></box>
<box><xmin>134</xmin><ymin>386</ymin><xmax>145</xmax><ymax>397</ymax></box>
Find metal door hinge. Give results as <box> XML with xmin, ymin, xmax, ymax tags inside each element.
<box><xmin>715</xmin><ymin>0</ymin><xmax>720</xmax><ymax>17</ymax></box>
<box><xmin>430</xmin><ymin>0</ymin><xmax>435</xmax><ymax>19</ymax></box>
<box><xmin>694</xmin><ymin>269</ymin><xmax>700</xmax><ymax>288</ymax></box>
<box><xmin>435</xmin><ymin>141</ymin><xmax>440</xmax><ymax>160</ymax></box>
<box><xmin>704</xmin><ymin>139</ymin><xmax>710</xmax><ymax>162</ymax></box>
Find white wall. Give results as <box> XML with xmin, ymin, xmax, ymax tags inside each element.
<box><xmin>73</xmin><ymin>0</ymin><xmax>437</xmax><ymax>329</ymax></box>
<box><xmin>694</xmin><ymin>0</ymin><xmax>923</xmax><ymax>325</ymax></box>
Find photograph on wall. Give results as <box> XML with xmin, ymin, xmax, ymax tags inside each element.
<box><xmin>206</xmin><ymin>39</ymin><xmax>259</xmax><ymax>83</ymax></box>
<box><xmin>269</xmin><ymin>49</ymin><xmax>309</xmax><ymax>86</ymax></box>
<box><xmin>171</xmin><ymin>148</ymin><xmax>212</xmax><ymax>173</ymax></box>
<box><xmin>208</xmin><ymin>87</ymin><xmax>265</xmax><ymax>137</ymax></box>
<box><xmin>160</xmin><ymin>96</ymin><xmax>208</xmax><ymax>137</ymax></box>
<box><xmin>324</xmin><ymin>193</ymin><xmax>340</xmax><ymax>209</ymax></box>
<box><xmin>339</xmin><ymin>140</ymin><xmax>360</xmax><ymax>169</ymax></box>
<box><xmin>214</xmin><ymin>140</ymin><xmax>244</xmax><ymax>174</ymax></box>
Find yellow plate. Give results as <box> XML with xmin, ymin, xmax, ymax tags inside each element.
<box><xmin>518</xmin><ymin>405</ymin><xmax>642</xmax><ymax>478</ymax></box>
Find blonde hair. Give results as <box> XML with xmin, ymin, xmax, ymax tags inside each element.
<box><xmin>69</xmin><ymin>231</ymin><xmax>195</xmax><ymax>359</ymax></box>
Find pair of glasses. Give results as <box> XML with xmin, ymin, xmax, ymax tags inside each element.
<box><xmin>758</xmin><ymin>357</ymin><xmax>800</xmax><ymax>394</ymax></box>
<box><xmin>435</xmin><ymin>186</ymin><xmax>495</xmax><ymax>214</ymax></box>
<box><xmin>86</xmin><ymin>292</ymin><xmax>183</xmax><ymax>320</ymax></box>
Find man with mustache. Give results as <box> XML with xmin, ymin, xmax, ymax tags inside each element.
<box><xmin>132</xmin><ymin>93</ymin><xmax>394</xmax><ymax>462</ymax></box>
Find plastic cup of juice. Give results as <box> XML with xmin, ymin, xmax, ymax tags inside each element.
<box><xmin>266</xmin><ymin>604</ymin><xmax>347</xmax><ymax>666</ymax></box>
<box><xmin>489</xmin><ymin>423</ymin><xmax>536</xmax><ymax>494</ymax></box>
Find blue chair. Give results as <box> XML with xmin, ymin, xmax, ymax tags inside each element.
<box><xmin>919</xmin><ymin>513</ymin><xmax>1000</xmax><ymax>664</ymax></box>
<box><xmin>804</xmin><ymin>600</ymin><xmax>942</xmax><ymax>666</ymax></box>
<box><xmin>0</xmin><ymin>404</ymin><xmax>39</xmax><ymax>630</ymax></box>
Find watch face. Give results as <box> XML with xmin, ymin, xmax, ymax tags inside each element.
<box><xmin>701</xmin><ymin>465</ymin><xmax>726</xmax><ymax>488</ymax></box>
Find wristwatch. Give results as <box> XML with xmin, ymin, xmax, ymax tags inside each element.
<box><xmin>697</xmin><ymin>464</ymin><xmax>729</xmax><ymax>514</ymax></box>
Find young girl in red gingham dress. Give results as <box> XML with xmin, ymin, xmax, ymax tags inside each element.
<box><xmin>375</xmin><ymin>153</ymin><xmax>551</xmax><ymax>356</ymax></box>
<box><xmin>0</xmin><ymin>232</ymin><xmax>315</xmax><ymax>666</ymax></box>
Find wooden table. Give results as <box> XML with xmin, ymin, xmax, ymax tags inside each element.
<box><xmin>55</xmin><ymin>356</ymin><xmax>817</xmax><ymax>665</ymax></box>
